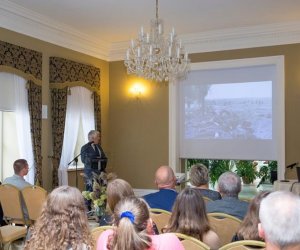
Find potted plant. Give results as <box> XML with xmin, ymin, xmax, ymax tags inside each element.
<box><xmin>257</xmin><ymin>161</ymin><xmax>277</xmax><ymax>187</ymax></box>
<box><xmin>235</xmin><ymin>160</ymin><xmax>258</xmax><ymax>184</ymax></box>
<box><xmin>209</xmin><ymin>160</ymin><xmax>232</xmax><ymax>187</ymax></box>
<box><xmin>82</xmin><ymin>172</ymin><xmax>116</xmax><ymax>219</ymax></box>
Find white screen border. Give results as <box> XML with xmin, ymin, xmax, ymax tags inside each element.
<box><xmin>169</xmin><ymin>56</ymin><xmax>285</xmax><ymax>179</ymax></box>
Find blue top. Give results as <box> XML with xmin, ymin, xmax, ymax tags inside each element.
<box><xmin>143</xmin><ymin>189</ymin><xmax>178</xmax><ymax>212</ymax></box>
<box><xmin>206</xmin><ymin>196</ymin><xmax>249</xmax><ymax>220</ymax></box>
<box><xmin>195</xmin><ymin>188</ymin><xmax>222</xmax><ymax>201</ymax></box>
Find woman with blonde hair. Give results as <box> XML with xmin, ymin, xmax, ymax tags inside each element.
<box><xmin>189</xmin><ymin>164</ymin><xmax>221</xmax><ymax>200</ymax></box>
<box><xmin>97</xmin><ymin>196</ymin><xmax>184</xmax><ymax>250</ymax></box>
<box><xmin>100</xmin><ymin>178</ymin><xmax>135</xmax><ymax>226</ymax></box>
<box><xmin>232</xmin><ymin>191</ymin><xmax>270</xmax><ymax>242</ymax></box>
<box><xmin>163</xmin><ymin>188</ymin><xmax>220</xmax><ymax>250</ymax></box>
<box><xmin>24</xmin><ymin>186</ymin><xmax>93</xmax><ymax>250</ymax></box>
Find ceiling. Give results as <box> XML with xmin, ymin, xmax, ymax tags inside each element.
<box><xmin>1</xmin><ymin>0</ymin><xmax>300</xmax><ymax>60</ymax></box>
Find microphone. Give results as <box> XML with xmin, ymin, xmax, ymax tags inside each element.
<box><xmin>286</xmin><ymin>162</ymin><xmax>298</xmax><ymax>169</ymax></box>
<box><xmin>88</xmin><ymin>141</ymin><xmax>94</xmax><ymax>145</ymax></box>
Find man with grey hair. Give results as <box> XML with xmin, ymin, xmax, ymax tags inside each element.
<box><xmin>81</xmin><ymin>130</ymin><xmax>107</xmax><ymax>191</ymax></box>
<box><xmin>206</xmin><ymin>171</ymin><xmax>249</xmax><ymax>220</ymax></box>
<box><xmin>258</xmin><ymin>191</ymin><xmax>300</xmax><ymax>250</ymax></box>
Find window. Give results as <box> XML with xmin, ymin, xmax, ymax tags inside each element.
<box><xmin>0</xmin><ymin>72</ymin><xmax>34</xmax><ymax>184</ymax></box>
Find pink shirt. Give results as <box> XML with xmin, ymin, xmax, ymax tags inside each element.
<box><xmin>97</xmin><ymin>229</ymin><xmax>184</xmax><ymax>250</ymax></box>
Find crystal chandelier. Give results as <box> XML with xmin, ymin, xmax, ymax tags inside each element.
<box><xmin>124</xmin><ymin>0</ymin><xmax>190</xmax><ymax>82</ymax></box>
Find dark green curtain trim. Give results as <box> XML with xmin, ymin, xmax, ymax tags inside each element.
<box><xmin>51</xmin><ymin>88</ymin><xmax>68</xmax><ymax>188</ymax></box>
<box><xmin>94</xmin><ymin>92</ymin><xmax>101</xmax><ymax>138</ymax></box>
<box><xmin>49</xmin><ymin>57</ymin><xmax>100</xmax><ymax>90</ymax></box>
<box><xmin>27</xmin><ymin>80</ymin><xmax>42</xmax><ymax>186</ymax></box>
<box><xmin>0</xmin><ymin>41</ymin><xmax>42</xmax><ymax>80</ymax></box>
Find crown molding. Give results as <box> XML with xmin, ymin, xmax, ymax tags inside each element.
<box><xmin>1</xmin><ymin>0</ymin><xmax>300</xmax><ymax>62</ymax></box>
<box><xmin>0</xmin><ymin>0</ymin><xmax>110</xmax><ymax>60</ymax></box>
<box><xmin>109</xmin><ymin>21</ymin><xmax>300</xmax><ymax>61</ymax></box>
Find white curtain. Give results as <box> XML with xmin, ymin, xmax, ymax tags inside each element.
<box><xmin>13</xmin><ymin>74</ymin><xmax>35</xmax><ymax>184</ymax></box>
<box><xmin>80</xmin><ymin>89</ymin><xmax>95</xmax><ymax>141</ymax></box>
<box><xmin>59</xmin><ymin>86</ymin><xmax>95</xmax><ymax>185</ymax></box>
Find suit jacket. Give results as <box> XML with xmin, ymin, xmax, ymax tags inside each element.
<box><xmin>143</xmin><ymin>189</ymin><xmax>178</xmax><ymax>212</ymax></box>
<box><xmin>81</xmin><ymin>143</ymin><xmax>107</xmax><ymax>172</ymax></box>
<box><xmin>206</xmin><ymin>196</ymin><xmax>249</xmax><ymax>220</ymax></box>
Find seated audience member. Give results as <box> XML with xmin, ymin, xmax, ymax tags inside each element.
<box><xmin>3</xmin><ymin>159</ymin><xmax>32</xmax><ymax>219</ymax></box>
<box><xmin>24</xmin><ymin>186</ymin><xmax>93</xmax><ymax>250</ymax></box>
<box><xmin>3</xmin><ymin>159</ymin><xmax>32</xmax><ymax>189</ymax></box>
<box><xmin>97</xmin><ymin>196</ymin><xmax>184</xmax><ymax>250</ymax></box>
<box><xmin>99</xmin><ymin>178</ymin><xmax>135</xmax><ymax>226</ymax></box>
<box><xmin>163</xmin><ymin>188</ymin><xmax>220</xmax><ymax>250</ymax></box>
<box><xmin>143</xmin><ymin>165</ymin><xmax>177</xmax><ymax>211</ymax></box>
<box><xmin>206</xmin><ymin>171</ymin><xmax>249</xmax><ymax>220</ymax></box>
<box><xmin>189</xmin><ymin>164</ymin><xmax>221</xmax><ymax>200</ymax></box>
<box><xmin>232</xmin><ymin>191</ymin><xmax>270</xmax><ymax>242</ymax></box>
<box><xmin>258</xmin><ymin>191</ymin><xmax>300</xmax><ymax>250</ymax></box>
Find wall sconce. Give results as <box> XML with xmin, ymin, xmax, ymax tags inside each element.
<box><xmin>130</xmin><ymin>83</ymin><xmax>145</xmax><ymax>99</ymax></box>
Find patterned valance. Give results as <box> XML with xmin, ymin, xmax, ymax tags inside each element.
<box><xmin>0</xmin><ymin>41</ymin><xmax>42</xmax><ymax>85</ymax></box>
<box><xmin>49</xmin><ymin>57</ymin><xmax>100</xmax><ymax>92</ymax></box>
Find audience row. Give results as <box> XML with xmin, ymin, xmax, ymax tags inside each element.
<box><xmin>1</xmin><ymin>160</ymin><xmax>300</xmax><ymax>250</ymax></box>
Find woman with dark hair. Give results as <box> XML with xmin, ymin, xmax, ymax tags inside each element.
<box><xmin>97</xmin><ymin>196</ymin><xmax>184</xmax><ymax>250</ymax></box>
<box><xmin>163</xmin><ymin>188</ymin><xmax>220</xmax><ymax>250</ymax></box>
<box><xmin>99</xmin><ymin>178</ymin><xmax>135</xmax><ymax>226</ymax></box>
<box><xmin>24</xmin><ymin>186</ymin><xmax>93</xmax><ymax>250</ymax></box>
<box><xmin>232</xmin><ymin>191</ymin><xmax>271</xmax><ymax>242</ymax></box>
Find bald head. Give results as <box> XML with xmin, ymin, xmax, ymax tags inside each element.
<box><xmin>155</xmin><ymin>166</ymin><xmax>176</xmax><ymax>189</ymax></box>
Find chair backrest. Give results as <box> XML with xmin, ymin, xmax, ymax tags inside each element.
<box><xmin>0</xmin><ymin>184</ymin><xmax>26</xmax><ymax>225</ymax></box>
<box><xmin>174</xmin><ymin>233</ymin><xmax>210</xmax><ymax>250</ymax></box>
<box><xmin>21</xmin><ymin>185</ymin><xmax>47</xmax><ymax>222</ymax></box>
<box><xmin>207</xmin><ymin>212</ymin><xmax>242</xmax><ymax>247</ymax></box>
<box><xmin>219</xmin><ymin>240</ymin><xmax>266</xmax><ymax>250</ymax></box>
<box><xmin>91</xmin><ymin>226</ymin><xmax>114</xmax><ymax>250</ymax></box>
<box><xmin>149</xmin><ymin>208</ymin><xmax>171</xmax><ymax>234</ymax></box>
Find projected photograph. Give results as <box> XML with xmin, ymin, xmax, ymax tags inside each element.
<box><xmin>184</xmin><ymin>81</ymin><xmax>272</xmax><ymax>140</ymax></box>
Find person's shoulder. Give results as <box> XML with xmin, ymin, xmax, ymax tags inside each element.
<box><xmin>97</xmin><ymin>229</ymin><xmax>113</xmax><ymax>250</ymax></box>
<box><xmin>203</xmin><ymin>230</ymin><xmax>221</xmax><ymax>250</ymax></box>
<box><xmin>143</xmin><ymin>190</ymin><xmax>159</xmax><ymax>199</ymax></box>
<box><xmin>151</xmin><ymin>233</ymin><xmax>184</xmax><ymax>250</ymax></box>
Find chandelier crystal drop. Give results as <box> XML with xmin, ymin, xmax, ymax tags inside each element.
<box><xmin>124</xmin><ymin>0</ymin><xmax>190</xmax><ymax>82</ymax></box>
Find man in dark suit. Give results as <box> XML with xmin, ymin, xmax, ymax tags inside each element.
<box><xmin>143</xmin><ymin>166</ymin><xmax>178</xmax><ymax>212</ymax></box>
<box><xmin>206</xmin><ymin>171</ymin><xmax>249</xmax><ymax>220</ymax></box>
<box><xmin>81</xmin><ymin>130</ymin><xmax>107</xmax><ymax>191</ymax></box>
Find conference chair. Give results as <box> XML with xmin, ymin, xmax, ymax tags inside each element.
<box><xmin>0</xmin><ymin>184</ymin><xmax>29</xmax><ymax>225</ymax></box>
<box><xmin>91</xmin><ymin>226</ymin><xmax>114</xmax><ymax>250</ymax></box>
<box><xmin>207</xmin><ymin>212</ymin><xmax>242</xmax><ymax>247</ymax></box>
<box><xmin>149</xmin><ymin>208</ymin><xmax>171</xmax><ymax>234</ymax></box>
<box><xmin>219</xmin><ymin>240</ymin><xmax>266</xmax><ymax>250</ymax></box>
<box><xmin>21</xmin><ymin>185</ymin><xmax>47</xmax><ymax>223</ymax></box>
<box><xmin>174</xmin><ymin>233</ymin><xmax>211</xmax><ymax>250</ymax></box>
<box><xmin>0</xmin><ymin>225</ymin><xmax>27</xmax><ymax>250</ymax></box>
